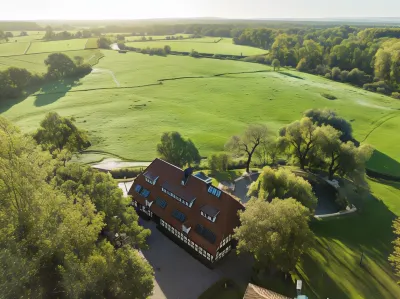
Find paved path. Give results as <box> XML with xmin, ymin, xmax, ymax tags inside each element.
<box><xmin>92</xmin><ymin>158</ymin><xmax>150</xmax><ymax>171</ymax></box>
<box><xmin>140</xmin><ymin>221</ymin><xmax>253</xmax><ymax>299</ymax></box>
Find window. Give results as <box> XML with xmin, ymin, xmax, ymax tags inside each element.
<box><xmin>171</xmin><ymin>210</ymin><xmax>186</xmax><ymax>223</ymax></box>
<box><xmin>134</xmin><ymin>184</ymin><xmax>142</xmax><ymax>193</ymax></box>
<box><xmin>140</xmin><ymin>188</ymin><xmax>150</xmax><ymax>198</ymax></box>
<box><xmin>155</xmin><ymin>197</ymin><xmax>167</xmax><ymax>209</ymax></box>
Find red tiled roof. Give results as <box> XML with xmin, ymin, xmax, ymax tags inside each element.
<box><xmin>128</xmin><ymin>158</ymin><xmax>244</xmax><ymax>255</ymax></box>
<box><xmin>243</xmin><ymin>284</ymin><xmax>291</xmax><ymax>299</ymax></box>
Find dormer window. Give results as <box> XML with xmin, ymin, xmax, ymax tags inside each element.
<box><xmin>182</xmin><ymin>224</ymin><xmax>191</xmax><ymax>234</ymax></box>
<box><xmin>200</xmin><ymin>205</ymin><xmax>220</xmax><ymax>223</ymax></box>
<box><xmin>143</xmin><ymin>171</ymin><xmax>159</xmax><ymax>185</ymax></box>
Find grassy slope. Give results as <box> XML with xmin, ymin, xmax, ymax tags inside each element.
<box><xmin>0</xmin><ymin>42</ymin><xmax>29</xmax><ymax>56</ymax></box>
<box><xmin>2</xmin><ymin>51</ymin><xmax>400</xmax><ymax>175</ymax></box>
<box><xmin>297</xmin><ymin>179</ymin><xmax>400</xmax><ymax>299</ymax></box>
<box><xmin>0</xmin><ymin>49</ymin><xmax>102</xmax><ymax>73</ymax></box>
<box><xmin>27</xmin><ymin>39</ymin><xmax>87</xmax><ymax>54</ymax></box>
<box><xmin>125</xmin><ymin>38</ymin><xmax>267</xmax><ymax>56</ymax></box>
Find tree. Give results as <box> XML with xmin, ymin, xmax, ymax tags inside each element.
<box><xmin>315</xmin><ymin>125</ymin><xmax>373</xmax><ymax>180</ymax></box>
<box><xmin>331</xmin><ymin>67</ymin><xmax>341</xmax><ymax>80</ymax></box>
<box><xmin>225</xmin><ymin>124</ymin><xmax>269</xmax><ymax>173</ymax></box>
<box><xmin>248</xmin><ymin>166</ymin><xmax>317</xmax><ymax>210</ymax></box>
<box><xmin>73</xmin><ymin>55</ymin><xmax>84</xmax><ymax>65</ymax></box>
<box><xmin>97</xmin><ymin>37</ymin><xmax>111</xmax><ymax>49</ymax></box>
<box><xmin>254</xmin><ymin>139</ymin><xmax>282</xmax><ymax>166</ymax></box>
<box><xmin>44</xmin><ymin>53</ymin><xmax>76</xmax><ymax>79</ymax></box>
<box><xmin>43</xmin><ymin>25</ymin><xmax>54</xmax><ymax>40</ymax></box>
<box><xmin>272</xmin><ymin>58</ymin><xmax>280</xmax><ymax>71</ymax></box>
<box><xmin>34</xmin><ymin>112</ymin><xmax>90</xmax><ymax>153</ymax></box>
<box><xmin>157</xmin><ymin>132</ymin><xmax>200</xmax><ymax>167</ymax></box>
<box><xmin>304</xmin><ymin>108</ymin><xmax>353</xmax><ymax>142</ymax></box>
<box><xmin>279</xmin><ymin>117</ymin><xmax>318</xmax><ymax>170</ymax></box>
<box><xmin>234</xmin><ymin>198</ymin><xmax>314</xmax><ymax>273</ymax></box>
<box><xmin>164</xmin><ymin>45</ymin><xmax>171</xmax><ymax>54</ymax></box>
<box><xmin>389</xmin><ymin>218</ymin><xmax>400</xmax><ymax>282</ymax></box>
<box><xmin>208</xmin><ymin>153</ymin><xmax>230</xmax><ymax>173</ymax></box>
<box><xmin>0</xmin><ymin>116</ymin><xmax>154</xmax><ymax>299</ymax></box>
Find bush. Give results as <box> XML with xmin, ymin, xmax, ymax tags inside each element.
<box><xmin>109</xmin><ymin>168</ymin><xmax>143</xmax><ymax>179</ymax></box>
<box><xmin>190</xmin><ymin>50</ymin><xmax>200</xmax><ymax>58</ymax></box>
<box><xmin>97</xmin><ymin>37</ymin><xmax>111</xmax><ymax>49</ymax></box>
<box><xmin>213</xmin><ymin>54</ymin><xmax>223</xmax><ymax>59</ymax></box>
<box><xmin>164</xmin><ymin>45</ymin><xmax>171</xmax><ymax>54</ymax></box>
<box><xmin>340</xmin><ymin>70</ymin><xmax>349</xmax><ymax>82</ymax></box>
<box><xmin>331</xmin><ymin>67</ymin><xmax>341</xmax><ymax>81</ymax></box>
<box><xmin>208</xmin><ymin>154</ymin><xmax>230</xmax><ymax>173</ymax></box>
<box><xmin>347</xmin><ymin>68</ymin><xmax>368</xmax><ymax>86</ymax></box>
<box><xmin>363</xmin><ymin>81</ymin><xmax>391</xmax><ymax>94</ymax></box>
<box><xmin>74</xmin><ymin>64</ymin><xmax>92</xmax><ymax>77</ymax></box>
<box><xmin>296</xmin><ymin>58</ymin><xmax>308</xmax><ymax>72</ymax></box>
<box><xmin>392</xmin><ymin>92</ymin><xmax>400</xmax><ymax>99</ymax></box>
<box><xmin>315</xmin><ymin>64</ymin><xmax>330</xmax><ymax>76</ymax></box>
<box><xmin>325</xmin><ymin>73</ymin><xmax>332</xmax><ymax>79</ymax></box>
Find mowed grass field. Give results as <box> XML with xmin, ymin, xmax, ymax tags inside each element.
<box><xmin>0</xmin><ymin>49</ymin><xmax>103</xmax><ymax>73</ymax></box>
<box><xmin>1</xmin><ymin>50</ymin><xmax>400</xmax><ymax>176</ymax></box>
<box><xmin>125</xmin><ymin>37</ymin><xmax>267</xmax><ymax>56</ymax></box>
<box><xmin>27</xmin><ymin>39</ymin><xmax>88</xmax><ymax>54</ymax></box>
<box><xmin>0</xmin><ymin>42</ymin><xmax>30</xmax><ymax>56</ymax></box>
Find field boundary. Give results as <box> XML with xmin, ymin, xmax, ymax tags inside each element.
<box><xmin>0</xmin><ymin>48</ymin><xmax>94</xmax><ymax>58</ymax></box>
<box><xmin>362</xmin><ymin>112</ymin><xmax>400</xmax><ymax>142</ymax></box>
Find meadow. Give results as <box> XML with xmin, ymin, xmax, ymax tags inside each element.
<box><xmin>1</xmin><ymin>50</ymin><xmax>400</xmax><ymax>177</ymax></box>
<box><xmin>125</xmin><ymin>37</ymin><xmax>268</xmax><ymax>56</ymax></box>
<box><xmin>27</xmin><ymin>38</ymin><xmax>88</xmax><ymax>54</ymax></box>
<box><xmin>125</xmin><ymin>33</ymin><xmax>191</xmax><ymax>41</ymax></box>
<box><xmin>1</xmin><ymin>41</ymin><xmax>400</xmax><ymax>299</ymax></box>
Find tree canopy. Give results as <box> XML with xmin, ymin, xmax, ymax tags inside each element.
<box><xmin>34</xmin><ymin>112</ymin><xmax>91</xmax><ymax>154</ymax></box>
<box><xmin>225</xmin><ymin>124</ymin><xmax>269</xmax><ymax>173</ymax></box>
<box><xmin>0</xmin><ymin>116</ymin><xmax>154</xmax><ymax>298</ymax></box>
<box><xmin>157</xmin><ymin>131</ymin><xmax>201</xmax><ymax>167</ymax></box>
<box><xmin>248</xmin><ymin>166</ymin><xmax>317</xmax><ymax>210</ymax></box>
<box><xmin>234</xmin><ymin>198</ymin><xmax>314</xmax><ymax>273</ymax></box>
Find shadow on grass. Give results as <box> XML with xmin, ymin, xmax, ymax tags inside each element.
<box><xmin>367</xmin><ymin>150</ymin><xmax>400</xmax><ymax>179</ymax></box>
<box><xmin>298</xmin><ymin>187</ymin><xmax>400</xmax><ymax>299</ymax></box>
<box><xmin>278</xmin><ymin>71</ymin><xmax>304</xmax><ymax>80</ymax></box>
<box><xmin>34</xmin><ymin>79</ymin><xmax>81</xmax><ymax>107</ymax></box>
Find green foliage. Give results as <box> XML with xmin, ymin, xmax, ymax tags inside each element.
<box><xmin>190</xmin><ymin>49</ymin><xmax>200</xmax><ymax>58</ymax></box>
<box><xmin>208</xmin><ymin>153</ymin><xmax>230</xmax><ymax>173</ymax></box>
<box><xmin>321</xmin><ymin>93</ymin><xmax>337</xmax><ymax>100</ymax></box>
<box><xmin>97</xmin><ymin>37</ymin><xmax>111</xmax><ymax>49</ymax></box>
<box><xmin>157</xmin><ymin>131</ymin><xmax>201</xmax><ymax>167</ymax></box>
<box><xmin>279</xmin><ymin>117</ymin><xmax>318</xmax><ymax>170</ymax></box>
<box><xmin>45</xmin><ymin>52</ymin><xmax>77</xmax><ymax>78</ymax></box>
<box><xmin>247</xmin><ymin>167</ymin><xmax>317</xmax><ymax>210</ymax></box>
<box><xmin>164</xmin><ymin>45</ymin><xmax>171</xmax><ymax>54</ymax></box>
<box><xmin>225</xmin><ymin>124</ymin><xmax>269</xmax><ymax>173</ymax></box>
<box><xmin>34</xmin><ymin>112</ymin><xmax>90</xmax><ymax>153</ymax></box>
<box><xmin>0</xmin><ymin>117</ymin><xmax>154</xmax><ymax>298</ymax></box>
<box><xmin>304</xmin><ymin>108</ymin><xmax>353</xmax><ymax>142</ymax></box>
<box><xmin>392</xmin><ymin>92</ymin><xmax>400</xmax><ymax>99</ymax></box>
<box><xmin>389</xmin><ymin>218</ymin><xmax>400</xmax><ymax>282</ymax></box>
<box><xmin>234</xmin><ymin>198</ymin><xmax>314</xmax><ymax>272</ymax></box>
<box><xmin>272</xmin><ymin>58</ymin><xmax>280</xmax><ymax>71</ymax></box>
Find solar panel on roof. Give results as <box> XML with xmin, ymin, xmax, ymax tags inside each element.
<box><xmin>207</xmin><ymin>186</ymin><xmax>222</xmax><ymax>198</ymax></box>
<box><xmin>155</xmin><ymin>197</ymin><xmax>167</xmax><ymax>209</ymax></box>
<box><xmin>134</xmin><ymin>184</ymin><xmax>142</xmax><ymax>193</ymax></box>
<box><xmin>172</xmin><ymin>210</ymin><xmax>186</xmax><ymax>223</ymax></box>
<box><xmin>140</xmin><ymin>188</ymin><xmax>150</xmax><ymax>198</ymax></box>
<box><xmin>195</xmin><ymin>224</ymin><xmax>216</xmax><ymax>244</ymax></box>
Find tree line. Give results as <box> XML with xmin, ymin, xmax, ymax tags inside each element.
<box><xmin>233</xmin><ymin>26</ymin><xmax>400</xmax><ymax>96</ymax></box>
<box><xmin>0</xmin><ymin>113</ymin><xmax>154</xmax><ymax>298</ymax></box>
<box><xmin>0</xmin><ymin>53</ymin><xmax>92</xmax><ymax>101</ymax></box>
<box><xmin>43</xmin><ymin>26</ymin><xmax>95</xmax><ymax>41</ymax></box>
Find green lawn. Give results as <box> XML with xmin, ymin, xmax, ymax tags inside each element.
<box><xmin>0</xmin><ymin>42</ymin><xmax>30</xmax><ymax>56</ymax></box>
<box><xmin>27</xmin><ymin>39</ymin><xmax>88</xmax><ymax>54</ymax></box>
<box><xmin>125</xmin><ymin>38</ymin><xmax>267</xmax><ymax>56</ymax></box>
<box><xmin>1</xmin><ymin>50</ymin><xmax>400</xmax><ymax>177</ymax></box>
<box><xmin>296</xmin><ymin>178</ymin><xmax>400</xmax><ymax>299</ymax></box>
<box><xmin>198</xmin><ymin>279</ymin><xmax>244</xmax><ymax>299</ymax></box>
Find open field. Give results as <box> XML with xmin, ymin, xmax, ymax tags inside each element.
<box><xmin>0</xmin><ymin>42</ymin><xmax>30</xmax><ymax>56</ymax></box>
<box><xmin>3</xmin><ymin>31</ymin><xmax>45</xmax><ymax>42</ymax></box>
<box><xmin>27</xmin><ymin>39</ymin><xmax>88</xmax><ymax>54</ymax></box>
<box><xmin>125</xmin><ymin>38</ymin><xmax>267</xmax><ymax>56</ymax></box>
<box><xmin>0</xmin><ymin>49</ymin><xmax>103</xmax><ymax>73</ymax></box>
<box><xmin>125</xmin><ymin>33</ymin><xmax>192</xmax><ymax>41</ymax></box>
<box><xmin>1</xmin><ymin>50</ymin><xmax>400</xmax><ymax>177</ymax></box>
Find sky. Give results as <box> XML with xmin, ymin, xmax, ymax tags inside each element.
<box><xmin>1</xmin><ymin>0</ymin><xmax>400</xmax><ymax>20</ymax></box>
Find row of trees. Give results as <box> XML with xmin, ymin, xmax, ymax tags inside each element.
<box><xmin>0</xmin><ymin>113</ymin><xmax>154</xmax><ymax>298</ymax></box>
<box><xmin>0</xmin><ymin>53</ymin><xmax>92</xmax><ymax>101</ymax></box>
<box><xmin>44</xmin><ymin>26</ymin><xmax>94</xmax><ymax>40</ymax></box>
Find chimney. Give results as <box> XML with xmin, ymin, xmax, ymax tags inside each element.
<box><xmin>182</xmin><ymin>167</ymin><xmax>193</xmax><ymax>186</ymax></box>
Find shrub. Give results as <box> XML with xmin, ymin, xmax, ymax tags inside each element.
<box><xmin>347</xmin><ymin>68</ymin><xmax>368</xmax><ymax>86</ymax></box>
<box><xmin>109</xmin><ymin>167</ymin><xmax>143</xmax><ymax>179</ymax></box>
<box><xmin>363</xmin><ymin>81</ymin><xmax>391</xmax><ymax>94</ymax></box>
<box><xmin>331</xmin><ymin>67</ymin><xmax>341</xmax><ymax>81</ymax></box>
<box><xmin>315</xmin><ymin>64</ymin><xmax>330</xmax><ymax>76</ymax></box>
<box><xmin>377</xmin><ymin>87</ymin><xmax>387</xmax><ymax>94</ymax></box>
<box><xmin>164</xmin><ymin>45</ymin><xmax>171</xmax><ymax>54</ymax></box>
<box><xmin>340</xmin><ymin>70</ymin><xmax>349</xmax><ymax>82</ymax></box>
<box><xmin>392</xmin><ymin>92</ymin><xmax>400</xmax><ymax>99</ymax></box>
<box><xmin>190</xmin><ymin>50</ymin><xmax>200</xmax><ymax>58</ymax></box>
<box><xmin>296</xmin><ymin>58</ymin><xmax>308</xmax><ymax>72</ymax></box>
<box><xmin>325</xmin><ymin>73</ymin><xmax>332</xmax><ymax>79</ymax></box>
<box><xmin>74</xmin><ymin>64</ymin><xmax>92</xmax><ymax>77</ymax></box>
<box><xmin>213</xmin><ymin>54</ymin><xmax>222</xmax><ymax>59</ymax></box>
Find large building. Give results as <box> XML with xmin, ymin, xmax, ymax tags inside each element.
<box><xmin>128</xmin><ymin>158</ymin><xmax>245</xmax><ymax>265</ymax></box>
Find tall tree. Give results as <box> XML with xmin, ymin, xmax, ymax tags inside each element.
<box><xmin>157</xmin><ymin>132</ymin><xmax>200</xmax><ymax>167</ymax></box>
<box><xmin>279</xmin><ymin>117</ymin><xmax>318</xmax><ymax>170</ymax></box>
<box><xmin>45</xmin><ymin>53</ymin><xmax>76</xmax><ymax>79</ymax></box>
<box><xmin>225</xmin><ymin>124</ymin><xmax>269</xmax><ymax>173</ymax></box>
<box><xmin>247</xmin><ymin>166</ymin><xmax>317</xmax><ymax>210</ymax></box>
<box><xmin>34</xmin><ymin>112</ymin><xmax>90</xmax><ymax>154</ymax></box>
<box><xmin>234</xmin><ymin>198</ymin><xmax>314</xmax><ymax>273</ymax></box>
